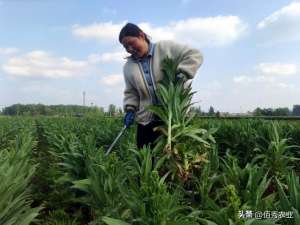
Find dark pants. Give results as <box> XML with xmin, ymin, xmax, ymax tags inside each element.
<box><xmin>137</xmin><ymin>118</ymin><xmax>164</xmax><ymax>150</ymax></box>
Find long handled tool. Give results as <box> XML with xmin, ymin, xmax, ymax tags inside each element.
<box><xmin>105</xmin><ymin>125</ymin><xmax>127</xmax><ymax>156</ymax></box>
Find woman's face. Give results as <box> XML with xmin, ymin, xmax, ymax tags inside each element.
<box><xmin>121</xmin><ymin>33</ymin><xmax>148</xmax><ymax>58</ymax></box>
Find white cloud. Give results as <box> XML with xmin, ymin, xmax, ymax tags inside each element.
<box><xmin>72</xmin><ymin>17</ymin><xmax>247</xmax><ymax>47</ymax></box>
<box><xmin>233</xmin><ymin>75</ymin><xmax>254</xmax><ymax>83</ymax></box>
<box><xmin>2</xmin><ymin>50</ymin><xmax>88</xmax><ymax>79</ymax></box>
<box><xmin>258</xmin><ymin>2</ymin><xmax>300</xmax><ymax>29</ymax></box>
<box><xmin>194</xmin><ymin>74</ymin><xmax>299</xmax><ymax>113</ymax></box>
<box><xmin>233</xmin><ymin>74</ymin><xmax>278</xmax><ymax>84</ymax></box>
<box><xmin>170</xmin><ymin>16</ymin><xmax>247</xmax><ymax>47</ymax></box>
<box><xmin>88</xmin><ymin>51</ymin><xmax>128</xmax><ymax>64</ymax></box>
<box><xmin>277</xmin><ymin>82</ymin><xmax>295</xmax><ymax>89</ymax></box>
<box><xmin>99</xmin><ymin>74</ymin><xmax>123</xmax><ymax>86</ymax></box>
<box><xmin>234</xmin><ymin>62</ymin><xmax>299</xmax><ymax>85</ymax></box>
<box><xmin>72</xmin><ymin>21</ymin><xmax>126</xmax><ymax>42</ymax></box>
<box><xmin>0</xmin><ymin>47</ymin><xmax>19</xmax><ymax>55</ymax></box>
<box><xmin>257</xmin><ymin>63</ymin><xmax>299</xmax><ymax>77</ymax></box>
<box><xmin>257</xmin><ymin>2</ymin><xmax>300</xmax><ymax>43</ymax></box>
<box><xmin>137</xmin><ymin>23</ymin><xmax>175</xmax><ymax>41</ymax></box>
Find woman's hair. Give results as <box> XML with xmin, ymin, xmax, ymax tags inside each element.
<box><xmin>119</xmin><ymin>23</ymin><xmax>150</xmax><ymax>43</ymax></box>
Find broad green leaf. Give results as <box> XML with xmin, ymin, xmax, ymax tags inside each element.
<box><xmin>102</xmin><ymin>216</ymin><xmax>131</xmax><ymax>225</ymax></box>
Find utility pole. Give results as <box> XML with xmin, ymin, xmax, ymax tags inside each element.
<box><xmin>83</xmin><ymin>91</ymin><xmax>86</xmax><ymax>106</ymax></box>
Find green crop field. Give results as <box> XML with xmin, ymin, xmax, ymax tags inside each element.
<box><xmin>0</xmin><ymin>116</ymin><xmax>300</xmax><ymax>225</ymax></box>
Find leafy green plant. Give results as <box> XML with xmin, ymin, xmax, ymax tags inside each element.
<box><xmin>44</xmin><ymin>209</ymin><xmax>78</xmax><ymax>225</ymax></box>
<box><xmin>0</xmin><ymin>132</ymin><xmax>42</xmax><ymax>225</ymax></box>
<box><xmin>148</xmin><ymin>57</ymin><xmax>216</xmax><ymax>182</ymax></box>
<box><xmin>210</xmin><ymin>119</ymin><xmax>261</xmax><ymax>165</ymax></box>
<box><xmin>117</xmin><ymin>147</ymin><xmax>199</xmax><ymax>225</ymax></box>
<box><xmin>196</xmin><ymin>151</ymin><xmax>277</xmax><ymax>225</ymax></box>
<box><xmin>252</xmin><ymin>122</ymin><xmax>300</xmax><ymax>177</ymax></box>
<box><xmin>72</xmin><ymin>148</ymin><xmax>125</xmax><ymax>219</ymax></box>
<box><xmin>275</xmin><ymin>171</ymin><xmax>300</xmax><ymax>225</ymax></box>
<box><xmin>220</xmin><ymin>153</ymin><xmax>275</xmax><ymax>210</ymax></box>
<box><xmin>102</xmin><ymin>216</ymin><xmax>131</xmax><ymax>225</ymax></box>
<box><xmin>194</xmin><ymin>146</ymin><xmax>222</xmax><ymax>209</ymax></box>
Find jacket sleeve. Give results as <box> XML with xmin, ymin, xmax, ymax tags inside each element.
<box><xmin>169</xmin><ymin>41</ymin><xmax>203</xmax><ymax>79</ymax></box>
<box><xmin>123</xmin><ymin>68</ymin><xmax>139</xmax><ymax>112</ymax></box>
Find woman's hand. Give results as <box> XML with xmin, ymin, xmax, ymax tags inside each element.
<box><xmin>124</xmin><ymin>110</ymin><xmax>135</xmax><ymax>128</ymax></box>
<box><xmin>175</xmin><ymin>73</ymin><xmax>187</xmax><ymax>82</ymax></box>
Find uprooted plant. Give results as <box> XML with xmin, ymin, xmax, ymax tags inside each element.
<box><xmin>148</xmin><ymin>57</ymin><xmax>217</xmax><ymax>182</ymax></box>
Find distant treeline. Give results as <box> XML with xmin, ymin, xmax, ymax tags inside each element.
<box><xmin>1</xmin><ymin>104</ymin><xmax>123</xmax><ymax>116</ymax></box>
<box><xmin>190</xmin><ymin>105</ymin><xmax>300</xmax><ymax>116</ymax></box>
<box><xmin>252</xmin><ymin>106</ymin><xmax>300</xmax><ymax>116</ymax></box>
<box><xmin>2</xmin><ymin>104</ymin><xmax>300</xmax><ymax>117</ymax></box>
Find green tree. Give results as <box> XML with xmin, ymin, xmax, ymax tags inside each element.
<box><xmin>190</xmin><ymin>106</ymin><xmax>202</xmax><ymax>115</ymax></box>
<box><xmin>293</xmin><ymin>105</ymin><xmax>300</xmax><ymax>116</ymax></box>
<box><xmin>273</xmin><ymin>107</ymin><xmax>291</xmax><ymax>116</ymax></box>
<box><xmin>208</xmin><ymin>106</ymin><xmax>215</xmax><ymax>116</ymax></box>
<box><xmin>107</xmin><ymin>104</ymin><xmax>116</xmax><ymax>116</ymax></box>
<box><xmin>253</xmin><ymin>107</ymin><xmax>263</xmax><ymax>116</ymax></box>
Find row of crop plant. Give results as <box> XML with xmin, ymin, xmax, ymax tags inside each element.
<box><xmin>1</xmin><ymin>116</ymin><xmax>299</xmax><ymax>224</ymax></box>
<box><xmin>32</xmin><ymin>116</ymin><xmax>300</xmax><ymax>225</ymax></box>
<box><xmin>195</xmin><ymin>118</ymin><xmax>300</xmax><ymax>172</ymax></box>
<box><xmin>0</xmin><ymin>117</ymin><xmax>42</xmax><ymax>225</ymax></box>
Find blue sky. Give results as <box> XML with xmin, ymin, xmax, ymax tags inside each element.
<box><xmin>1</xmin><ymin>0</ymin><xmax>300</xmax><ymax>112</ymax></box>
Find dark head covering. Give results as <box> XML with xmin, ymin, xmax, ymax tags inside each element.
<box><xmin>119</xmin><ymin>23</ymin><xmax>149</xmax><ymax>43</ymax></box>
